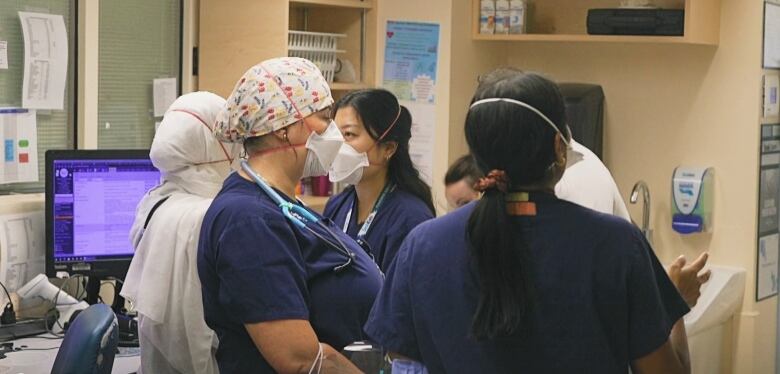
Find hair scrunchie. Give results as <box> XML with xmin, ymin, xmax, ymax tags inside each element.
<box><xmin>473</xmin><ymin>170</ymin><xmax>508</xmax><ymax>193</ymax></box>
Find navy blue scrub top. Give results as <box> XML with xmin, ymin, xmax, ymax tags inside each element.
<box><xmin>324</xmin><ymin>186</ymin><xmax>433</xmax><ymax>271</ymax></box>
<box><xmin>365</xmin><ymin>193</ymin><xmax>689</xmax><ymax>374</ymax></box>
<box><xmin>198</xmin><ymin>173</ymin><xmax>383</xmax><ymax>374</ymax></box>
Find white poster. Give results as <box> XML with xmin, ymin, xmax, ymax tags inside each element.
<box><xmin>383</xmin><ymin>21</ymin><xmax>440</xmax><ymax>186</ymax></box>
<box><xmin>402</xmin><ymin>101</ymin><xmax>435</xmax><ymax>185</ymax></box>
<box><xmin>153</xmin><ymin>78</ymin><xmax>178</xmax><ymax>117</ymax></box>
<box><xmin>767</xmin><ymin>3</ymin><xmax>780</xmax><ymax>69</ymax></box>
<box><xmin>0</xmin><ymin>211</ymin><xmax>45</xmax><ymax>298</ymax></box>
<box><xmin>0</xmin><ymin>41</ymin><xmax>8</xmax><ymax>70</ymax></box>
<box><xmin>19</xmin><ymin>12</ymin><xmax>69</xmax><ymax>110</ymax></box>
<box><xmin>0</xmin><ymin>108</ymin><xmax>38</xmax><ymax>184</ymax></box>
<box><xmin>766</xmin><ymin>74</ymin><xmax>780</xmax><ymax>118</ymax></box>
<box><xmin>759</xmin><ymin>233</ymin><xmax>780</xmax><ymax>300</ymax></box>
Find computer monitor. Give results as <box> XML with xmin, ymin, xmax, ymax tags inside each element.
<box><xmin>45</xmin><ymin>150</ymin><xmax>160</xmax><ymax>305</ymax></box>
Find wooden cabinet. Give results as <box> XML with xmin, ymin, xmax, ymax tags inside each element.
<box><xmin>471</xmin><ymin>0</ymin><xmax>720</xmax><ymax>45</ymax></box>
<box><xmin>198</xmin><ymin>0</ymin><xmax>376</xmax><ymax>98</ymax></box>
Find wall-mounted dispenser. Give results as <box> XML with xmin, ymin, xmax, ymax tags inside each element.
<box><xmin>672</xmin><ymin>166</ymin><xmax>714</xmax><ymax>234</ymax></box>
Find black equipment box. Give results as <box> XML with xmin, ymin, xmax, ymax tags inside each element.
<box><xmin>587</xmin><ymin>9</ymin><xmax>684</xmax><ymax>36</ymax></box>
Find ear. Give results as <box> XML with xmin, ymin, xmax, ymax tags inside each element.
<box><xmin>554</xmin><ymin>133</ymin><xmax>567</xmax><ymax>165</ymax></box>
<box><xmin>381</xmin><ymin>141</ymin><xmax>399</xmax><ymax>161</ymax></box>
<box><xmin>272</xmin><ymin>125</ymin><xmax>293</xmax><ymax>143</ymax></box>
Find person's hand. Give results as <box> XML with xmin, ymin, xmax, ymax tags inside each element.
<box><xmin>668</xmin><ymin>252</ymin><xmax>712</xmax><ymax>308</ymax></box>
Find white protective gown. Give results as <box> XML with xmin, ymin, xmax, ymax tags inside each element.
<box><xmin>555</xmin><ymin>139</ymin><xmax>632</xmax><ymax>222</ymax></box>
<box><xmin>121</xmin><ymin>91</ymin><xmax>240</xmax><ymax>374</ymax></box>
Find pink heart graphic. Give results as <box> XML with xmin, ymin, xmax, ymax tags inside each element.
<box><xmin>387</xmin><ymin>31</ymin><xmax>394</xmax><ymax>39</ymax></box>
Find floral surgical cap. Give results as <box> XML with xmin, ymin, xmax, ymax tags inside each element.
<box><xmin>214</xmin><ymin>57</ymin><xmax>334</xmax><ymax>143</ymax></box>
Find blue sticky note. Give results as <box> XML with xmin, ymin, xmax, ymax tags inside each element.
<box><xmin>4</xmin><ymin>140</ymin><xmax>13</xmax><ymax>162</ymax></box>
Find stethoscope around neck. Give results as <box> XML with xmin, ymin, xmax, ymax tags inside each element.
<box><xmin>240</xmin><ymin>160</ymin><xmax>355</xmax><ymax>272</ymax></box>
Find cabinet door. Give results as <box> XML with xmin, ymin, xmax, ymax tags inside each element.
<box><xmin>199</xmin><ymin>0</ymin><xmax>289</xmax><ymax>97</ymax></box>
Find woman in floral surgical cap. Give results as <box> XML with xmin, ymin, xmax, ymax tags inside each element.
<box><xmin>197</xmin><ymin>57</ymin><xmax>382</xmax><ymax>374</ymax></box>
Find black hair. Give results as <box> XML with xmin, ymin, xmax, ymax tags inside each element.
<box><xmin>334</xmin><ymin>89</ymin><xmax>436</xmax><ymax>216</ymax></box>
<box><xmin>445</xmin><ymin>154</ymin><xmax>483</xmax><ymax>187</ymax></box>
<box><xmin>464</xmin><ymin>71</ymin><xmax>567</xmax><ymax>340</ymax></box>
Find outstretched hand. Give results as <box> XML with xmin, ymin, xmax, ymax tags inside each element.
<box><xmin>668</xmin><ymin>252</ymin><xmax>711</xmax><ymax>308</ymax></box>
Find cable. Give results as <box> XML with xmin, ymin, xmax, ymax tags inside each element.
<box><xmin>45</xmin><ymin>275</ymin><xmax>87</xmax><ymax>336</ymax></box>
<box><xmin>6</xmin><ymin>346</ymin><xmax>60</xmax><ymax>352</ymax></box>
<box><xmin>0</xmin><ymin>279</ymin><xmax>16</xmax><ymax>324</ymax></box>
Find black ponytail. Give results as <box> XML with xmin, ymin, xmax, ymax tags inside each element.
<box><xmin>334</xmin><ymin>89</ymin><xmax>436</xmax><ymax>216</ymax></box>
<box><xmin>464</xmin><ymin>71</ymin><xmax>567</xmax><ymax>340</ymax></box>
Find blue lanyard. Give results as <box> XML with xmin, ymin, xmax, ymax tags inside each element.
<box><xmin>342</xmin><ymin>183</ymin><xmax>396</xmax><ymax>240</ymax></box>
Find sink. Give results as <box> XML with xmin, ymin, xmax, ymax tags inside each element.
<box><xmin>683</xmin><ymin>265</ymin><xmax>746</xmax><ymax>374</ymax></box>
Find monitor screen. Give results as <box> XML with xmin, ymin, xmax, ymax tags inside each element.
<box><xmin>46</xmin><ymin>150</ymin><xmax>159</xmax><ymax>277</ymax></box>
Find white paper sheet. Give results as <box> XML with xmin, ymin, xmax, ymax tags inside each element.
<box><xmin>766</xmin><ymin>75</ymin><xmax>780</xmax><ymax>118</ymax></box>
<box><xmin>0</xmin><ymin>108</ymin><xmax>38</xmax><ymax>184</ymax></box>
<box><xmin>153</xmin><ymin>78</ymin><xmax>177</xmax><ymax>117</ymax></box>
<box><xmin>758</xmin><ymin>233</ymin><xmax>780</xmax><ymax>300</ymax></box>
<box><xmin>0</xmin><ymin>211</ymin><xmax>44</xmax><ymax>298</ymax></box>
<box><xmin>19</xmin><ymin>12</ymin><xmax>68</xmax><ymax>110</ymax></box>
<box><xmin>0</xmin><ymin>41</ymin><xmax>8</xmax><ymax>70</ymax></box>
<box><xmin>765</xmin><ymin>3</ymin><xmax>780</xmax><ymax>69</ymax></box>
<box><xmin>402</xmin><ymin>100</ymin><xmax>435</xmax><ymax>186</ymax></box>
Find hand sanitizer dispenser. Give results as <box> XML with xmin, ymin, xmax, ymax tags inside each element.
<box><xmin>672</xmin><ymin>166</ymin><xmax>714</xmax><ymax>234</ymax></box>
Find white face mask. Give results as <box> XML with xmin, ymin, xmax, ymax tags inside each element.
<box><xmin>302</xmin><ymin>120</ymin><xmax>345</xmax><ymax>178</ymax></box>
<box><xmin>328</xmin><ymin>143</ymin><xmax>370</xmax><ymax>185</ymax></box>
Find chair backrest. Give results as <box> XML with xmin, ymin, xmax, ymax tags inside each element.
<box><xmin>51</xmin><ymin>304</ymin><xmax>119</xmax><ymax>374</ymax></box>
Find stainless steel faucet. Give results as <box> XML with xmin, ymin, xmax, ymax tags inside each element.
<box><xmin>630</xmin><ymin>180</ymin><xmax>652</xmax><ymax>242</ymax></box>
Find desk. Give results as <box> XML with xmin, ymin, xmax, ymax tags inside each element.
<box><xmin>0</xmin><ymin>334</ymin><xmax>140</xmax><ymax>374</ymax></box>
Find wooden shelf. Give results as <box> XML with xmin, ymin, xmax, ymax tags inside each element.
<box><xmin>330</xmin><ymin>82</ymin><xmax>370</xmax><ymax>91</ymax></box>
<box><xmin>290</xmin><ymin>0</ymin><xmax>373</xmax><ymax>9</ymax></box>
<box><xmin>473</xmin><ymin>33</ymin><xmax>693</xmax><ymax>44</ymax></box>
<box><xmin>471</xmin><ymin>0</ymin><xmax>720</xmax><ymax>46</ymax></box>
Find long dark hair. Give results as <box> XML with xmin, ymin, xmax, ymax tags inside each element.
<box><xmin>334</xmin><ymin>89</ymin><xmax>435</xmax><ymax>216</ymax></box>
<box><xmin>465</xmin><ymin>72</ymin><xmax>567</xmax><ymax>340</ymax></box>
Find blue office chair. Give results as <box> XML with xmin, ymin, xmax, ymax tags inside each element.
<box><xmin>51</xmin><ymin>303</ymin><xmax>119</xmax><ymax>374</ymax></box>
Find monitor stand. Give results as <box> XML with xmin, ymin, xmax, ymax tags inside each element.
<box><xmin>85</xmin><ymin>276</ymin><xmax>126</xmax><ymax>314</ymax></box>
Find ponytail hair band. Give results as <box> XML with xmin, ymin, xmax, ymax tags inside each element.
<box><xmin>474</xmin><ymin>170</ymin><xmax>508</xmax><ymax>193</ymax></box>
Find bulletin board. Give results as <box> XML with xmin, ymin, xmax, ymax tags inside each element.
<box><xmin>0</xmin><ymin>0</ymin><xmax>74</xmax><ymax>191</ymax></box>
<box><xmin>757</xmin><ymin>124</ymin><xmax>780</xmax><ymax>301</ymax></box>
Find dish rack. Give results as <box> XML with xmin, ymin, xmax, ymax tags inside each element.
<box><xmin>288</xmin><ymin>30</ymin><xmax>346</xmax><ymax>83</ymax></box>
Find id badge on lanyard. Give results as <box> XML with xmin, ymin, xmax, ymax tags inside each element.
<box><xmin>342</xmin><ymin>183</ymin><xmax>396</xmax><ymax>241</ymax></box>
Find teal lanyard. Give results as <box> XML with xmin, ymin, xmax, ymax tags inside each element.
<box><xmin>342</xmin><ymin>183</ymin><xmax>396</xmax><ymax>240</ymax></box>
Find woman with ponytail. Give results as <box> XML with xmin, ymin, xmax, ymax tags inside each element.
<box><xmin>364</xmin><ymin>71</ymin><xmax>695</xmax><ymax>374</ymax></box>
<box><xmin>324</xmin><ymin>89</ymin><xmax>435</xmax><ymax>271</ymax></box>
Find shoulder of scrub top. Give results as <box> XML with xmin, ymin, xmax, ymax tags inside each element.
<box><xmin>323</xmin><ymin>187</ymin><xmax>354</xmax><ymax>219</ymax></box>
<box><xmin>209</xmin><ymin>184</ymin><xmax>292</xmax><ymax>227</ymax></box>
<box><xmin>382</xmin><ymin>188</ymin><xmax>435</xmax><ymax>228</ymax></box>
<box><xmin>409</xmin><ymin>198</ymin><xmax>650</xmax><ymax>262</ymax></box>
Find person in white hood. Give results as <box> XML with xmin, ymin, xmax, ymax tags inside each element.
<box><xmin>121</xmin><ymin>91</ymin><xmax>240</xmax><ymax>374</ymax></box>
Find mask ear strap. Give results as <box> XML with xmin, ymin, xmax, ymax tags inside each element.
<box><xmin>367</xmin><ymin>106</ymin><xmax>402</xmax><ymax>154</ymax></box>
<box><xmin>171</xmin><ymin>109</ymin><xmax>235</xmax><ymax>164</ymax></box>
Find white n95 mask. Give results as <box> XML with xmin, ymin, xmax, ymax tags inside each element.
<box><xmin>303</xmin><ymin>120</ymin><xmax>345</xmax><ymax>178</ymax></box>
<box><xmin>329</xmin><ymin>143</ymin><xmax>370</xmax><ymax>185</ymax></box>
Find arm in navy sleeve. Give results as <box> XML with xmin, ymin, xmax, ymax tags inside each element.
<box><xmin>215</xmin><ymin>215</ymin><xmax>309</xmax><ymax>324</ymax></box>
<box><xmin>627</xmin><ymin>232</ymin><xmax>690</xmax><ymax>360</ymax></box>
<box><xmin>364</xmin><ymin>231</ymin><xmax>422</xmax><ymax>361</ymax></box>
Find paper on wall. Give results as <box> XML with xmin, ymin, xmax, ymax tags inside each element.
<box><xmin>19</xmin><ymin>12</ymin><xmax>69</xmax><ymax>110</ymax></box>
<box><xmin>383</xmin><ymin>21</ymin><xmax>440</xmax><ymax>103</ymax></box>
<box><xmin>153</xmin><ymin>78</ymin><xmax>177</xmax><ymax>117</ymax></box>
<box><xmin>0</xmin><ymin>41</ymin><xmax>8</xmax><ymax>70</ymax></box>
<box><xmin>0</xmin><ymin>211</ymin><xmax>45</xmax><ymax>302</ymax></box>
<box><xmin>0</xmin><ymin>108</ymin><xmax>38</xmax><ymax>184</ymax></box>
<box><xmin>757</xmin><ymin>124</ymin><xmax>780</xmax><ymax>300</ymax></box>
<box><xmin>765</xmin><ymin>75</ymin><xmax>780</xmax><ymax>118</ymax></box>
<box><xmin>402</xmin><ymin>100</ymin><xmax>435</xmax><ymax>186</ymax></box>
